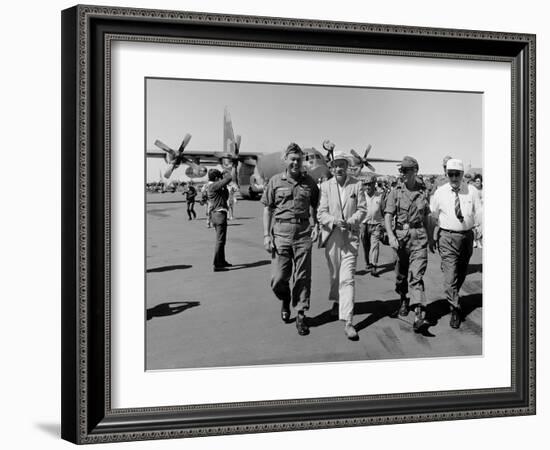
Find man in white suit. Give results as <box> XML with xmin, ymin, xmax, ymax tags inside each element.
<box><xmin>318</xmin><ymin>152</ymin><xmax>367</xmax><ymax>340</ymax></box>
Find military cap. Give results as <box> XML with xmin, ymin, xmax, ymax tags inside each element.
<box><xmin>283</xmin><ymin>142</ymin><xmax>304</xmax><ymax>158</ymax></box>
<box><xmin>399</xmin><ymin>156</ymin><xmax>419</xmax><ymax>170</ymax></box>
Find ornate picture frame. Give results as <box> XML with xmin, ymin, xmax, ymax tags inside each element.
<box><xmin>61</xmin><ymin>5</ymin><xmax>535</xmax><ymax>444</ymax></box>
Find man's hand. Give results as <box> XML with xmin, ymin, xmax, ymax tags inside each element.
<box><xmin>388</xmin><ymin>234</ymin><xmax>399</xmax><ymax>250</ymax></box>
<box><xmin>263</xmin><ymin>235</ymin><xmax>273</xmax><ymax>253</ymax></box>
<box><xmin>474</xmin><ymin>225</ymin><xmax>482</xmax><ymax>239</ymax></box>
<box><xmin>334</xmin><ymin>219</ymin><xmax>347</xmax><ymax>229</ymax></box>
<box><xmin>429</xmin><ymin>226</ymin><xmax>440</xmax><ymax>253</ymax></box>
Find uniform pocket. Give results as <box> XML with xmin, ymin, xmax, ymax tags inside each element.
<box><xmin>275</xmin><ymin>188</ymin><xmax>292</xmax><ymax>201</ymax></box>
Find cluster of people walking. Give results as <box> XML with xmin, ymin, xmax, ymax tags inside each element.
<box><xmin>260</xmin><ymin>144</ymin><xmax>483</xmax><ymax>340</ymax></box>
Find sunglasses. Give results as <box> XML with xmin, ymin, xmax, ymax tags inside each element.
<box><xmin>447</xmin><ymin>171</ymin><xmax>463</xmax><ymax>178</ymax></box>
<box><xmin>332</xmin><ymin>162</ymin><xmax>348</xmax><ymax>169</ymax></box>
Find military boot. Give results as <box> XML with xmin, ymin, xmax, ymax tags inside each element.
<box><xmin>413</xmin><ymin>306</ymin><xmax>427</xmax><ymax>332</ymax></box>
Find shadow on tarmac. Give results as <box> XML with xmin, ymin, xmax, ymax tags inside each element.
<box><xmin>225</xmin><ymin>260</ymin><xmax>271</xmax><ymax>271</ymax></box>
<box><xmin>147</xmin><ymin>301</ymin><xmax>200</xmax><ymax>320</ymax></box>
<box><xmin>356</xmin><ymin>262</ymin><xmax>395</xmax><ymax>277</ymax></box>
<box><xmin>424</xmin><ymin>293</ymin><xmax>482</xmax><ymax>327</ymax></box>
<box><xmin>354</xmin><ymin>299</ymin><xmax>401</xmax><ymax>332</ymax></box>
<box><xmin>309</xmin><ymin>293</ymin><xmax>482</xmax><ymax>337</ymax></box>
<box><xmin>374</xmin><ymin>262</ymin><xmax>396</xmax><ymax>276</ymax></box>
<box><xmin>147</xmin><ymin>264</ymin><xmax>192</xmax><ymax>273</ymax></box>
<box><xmin>307</xmin><ymin>310</ymin><xmax>338</xmax><ymax>328</ymax></box>
<box><xmin>308</xmin><ymin>299</ymin><xmax>401</xmax><ymax>330</ymax></box>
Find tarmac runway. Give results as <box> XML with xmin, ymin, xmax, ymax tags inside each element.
<box><xmin>145</xmin><ymin>194</ymin><xmax>483</xmax><ymax>370</ymax></box>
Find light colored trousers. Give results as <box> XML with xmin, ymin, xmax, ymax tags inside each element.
<box><xmin>324</xmin><ymin>228</ymin><xmax>359</xmax><ymax>322</ymax></box>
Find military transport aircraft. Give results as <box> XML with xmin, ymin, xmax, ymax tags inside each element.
<box><xmin>146</xmin><ymin>108</ymin><xmax>400</xmax><ymax>199</ymax></box>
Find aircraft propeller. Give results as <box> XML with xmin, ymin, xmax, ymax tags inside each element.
<box><xmin>350</xmin><ymin>145</ymin><xmax>376</xmax><ymax>171</ymax></box>
<box><xmin>350</xmin><ymin>145</ymin><xmax>402</xmax><ymax>173</ymax></box>
<box><xmin>215</xmin><ymin>134</ymin><xmax>244</xmax><ymax>167</ymax></box>
<box><xmin>154</xmin><ymin>134</ymin><xmax>197</xmax><ymax>178</ymax></box>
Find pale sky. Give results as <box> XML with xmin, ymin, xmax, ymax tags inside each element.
<box><xmin>146</xmin><ymin>78</ymin><xmax>482</xmax><ymax>181</ymax></box>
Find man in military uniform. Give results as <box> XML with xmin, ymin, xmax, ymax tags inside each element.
<box><xmin>261</xmin><ymin>143</ymin><xmax>320</xmax><ymax>336</ymax></box>
<box><xmin>384</xmin><ymin>156</ymin><xmax>433</xmax><ymax>332</ymax></box>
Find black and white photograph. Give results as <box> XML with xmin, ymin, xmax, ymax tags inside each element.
<box><xmin>145</xmin><ymin>78</ymin><xmax>484</xmax><ymax>370</ymax></box>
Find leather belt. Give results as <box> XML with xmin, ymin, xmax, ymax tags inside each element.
<box><xmin>440</xmin><ymin>228</ymin><xmax>473</xmax><ymax>234</ymax></box>
<box><xmin>395</xmin><ymin>222</ymin><xmax>423</xmax><ymax>230</ymax></box>
<box><xmin>275</xmin><ymin>218</ymin><xmax>309</xmax><ymax>224</ymax></box>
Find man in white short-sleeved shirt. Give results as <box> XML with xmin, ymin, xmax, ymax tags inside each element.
<box><xmin>430</xmin><ymin>158</ymin><xmax>482</xmax><ymax>329</ymax></box>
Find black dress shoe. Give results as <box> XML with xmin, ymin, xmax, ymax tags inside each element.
<box><xmin>371</xmin><ymin>267</ymin><xmax>379</xmax><ymax>277</ymax></box>
<box><xmin>281</xmin><ymin>300</ymin><xmax>291</xmax><ymax>323</ymax></box>
<box><xmin>222</xmin><ymin>261</ymin><xmax>233</xmax><ymax>267</ymax></box>
<box><xmin>213</xmin><ymin>266</ymin><xmax>229</xmax><ymax>272</ymax></box>
<box><xmin>450</xmin><ymin>307</ymin><xmax>462</xmax><ymax>329</ymax></box>
<box><xmin>296</xmin><ymin>312</ymin><xmax>309</xmax><ymax>336</ymax></box>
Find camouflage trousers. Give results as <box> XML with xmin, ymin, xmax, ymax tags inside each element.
<box><xmin>394</xmin><ymin>227</ymin><xmax>428</xmax><ymax>306</ymax></box>
<box><xmin>270</xmin><ymin>221</ymin><xmax>312</xmax><ymax>312</ymax></box>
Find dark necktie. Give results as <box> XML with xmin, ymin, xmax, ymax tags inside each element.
<box><xmin>452</xmin><ymin>186</ymin><xmax>464</xmax><ymax>222</ymax></box>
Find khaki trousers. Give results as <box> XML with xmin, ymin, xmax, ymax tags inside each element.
<box><xmin>324</xmin><ymin>228</ymin><xmax>359</xmax><ymax>322</ymax></box>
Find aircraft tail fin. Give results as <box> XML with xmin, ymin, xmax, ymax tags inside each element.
<box><xmin>223</xmin><ymin>107</ymin><xmax>236</xmax><ymax>154</ymax></box>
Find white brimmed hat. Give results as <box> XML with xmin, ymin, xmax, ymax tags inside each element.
<box><xmin>332</xmin><ymin>151</ymin><xmax>351</xmax><ymax>164</ymax></box>
<box><xmin>446</xmin><ymin>158</ymin><xmax>464</xmax><ymax>172</ymax></box>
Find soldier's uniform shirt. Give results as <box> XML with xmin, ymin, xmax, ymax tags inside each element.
<box><xmin>261</xmin><ymin>171</ymin><xmax>320</xmax><ymax>311</ymax></box>
<box><xmin>261</xmin><ymin>171</ymin><xmax>319</xmax><ymax>220</ymax></box>
<box><xmin>384</xmin><ymin>182</ymin><xmax>431</xmax><ymax>305</ymax></box>
<box><xmin>430</xmin><ymin>182</ymin><xmax>482</xmax><ymax>307</ymax></box>
<box><xmin>384</xmin><ymin>182</ymin><xmax>430</xmax><ymax>228</ymax></box>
